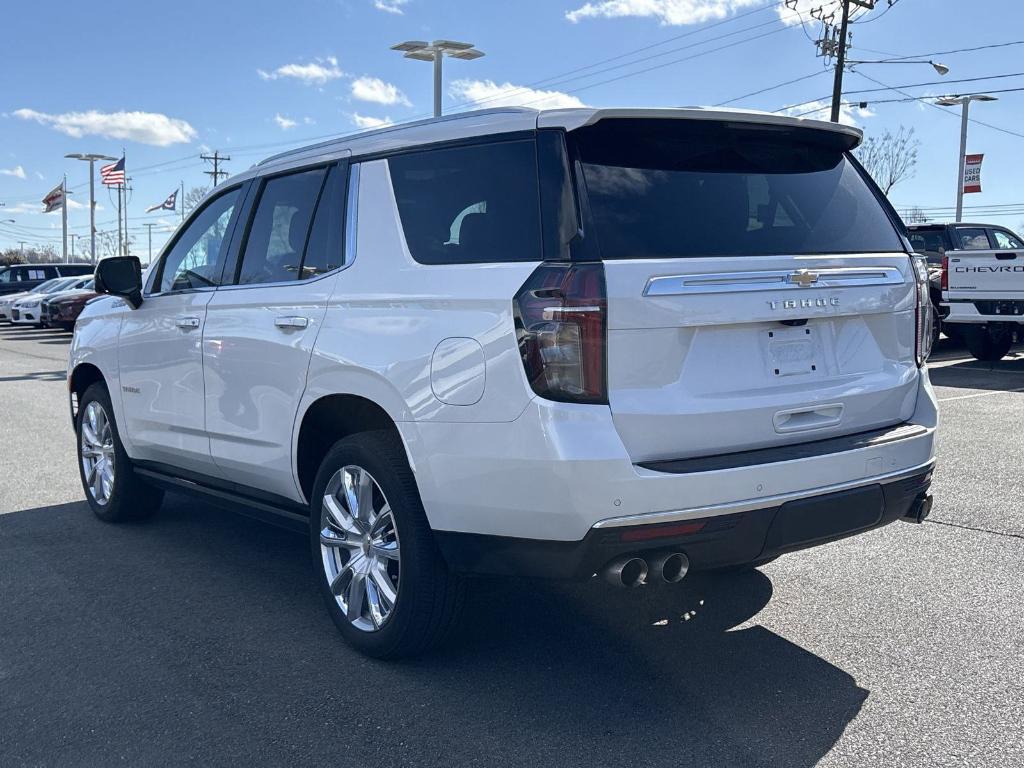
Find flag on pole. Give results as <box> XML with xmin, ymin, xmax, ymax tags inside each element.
<box><xmin>100</xmin><ymin>156</ymin><xmax>126</xmax><ymax>186</ymax></box>
<box><xmin>146</xmin><ymin>189</ymin><xmax>178</xmax><ymax>213</ymax></box>
<box><xmin>963</xmin><ymin>154</ymin><xmax>984</xmax><ymax>194</ymax></box>
<box><xmin>42</xmin><ymin>183</ymin><xmax>65</xmax><ymax>213</ymax></box>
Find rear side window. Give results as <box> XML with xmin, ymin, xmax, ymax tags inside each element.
<box><xmin>956</xmin><ymin>228</ymin><xmax>990</xmax><ymax>249</ymax></box>
<box><xmin>388</xmin><ymin>140</ymin><xmax>543</xmax><ymax>264</ymax></box>
<box><xmin>572</xmin><ymin>119</ymin><xmax>904</xmax><ymax>258</ymax></box>
<box><xmin>993</xmin><ymin>229</ymin><xmax>1023</xmax><ymax>249</ymax></box>
<box><xmin>300</xmin><ymin>164</ymin><xmax>346</xmax><ymax>278</ymax></box>
<box><xmin>237</xmin><ymin>168</ymin><xmax>328</xmax><ymax>285</ymax></box>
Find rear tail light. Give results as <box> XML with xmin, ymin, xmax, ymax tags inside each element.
<box><xmin>941</xmin><ymin>254</ymin><xmax>949</xmax><ymax>291</ymax></box>
<box><xmin>513</xmin><ymin>262</ymin><xmax>607</xmax><ymax>404</ymax></box>
<box><xmin>912</xmin><ymin>254</ymin><xmax>934</xmax><ymax>366</ymax></box>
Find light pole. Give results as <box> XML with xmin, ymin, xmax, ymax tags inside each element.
<box><xmin>65</xmin><ymin>153</ymin><xmax>117</xmax><ymax>264</ymax></box>
<box><xmin>936</xmin><ymin>94</ymin><xmax>998</xmax><ymax>222</ymax></box>
<box><xmin>391</xmin><ymin>39</ymin><xmax>484</xmax><ymax>117</ymax></box>
<box><xmin>847</xmin><ymin>59</ymin><xmax>950</xmax><ymax>76</ymax></box>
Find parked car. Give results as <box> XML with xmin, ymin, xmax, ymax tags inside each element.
<box><xmin>0</xmin><ymin>263</ymin><xmax>93</xmax><ymax>297</ymax></box>
<box><xmin>6</xmin><ymin>277</ymin><xmax>85</xmax><ymax>326</ymax></box>
<box><xmin>42</xmin><ymin>279</ymin><xmax>98</xmax><ymax>330</ymax></box>
<box><xmin>69</xmin><ymin>107</ymin><xmax>938</xmax><ymax>658</ymax></box>
<box><xmin>0</xmin><ymin>276</ymin><xmax>72</xmax><ymax>322</ymax></box>
<box><xmin>907</xmin><ymin>222</ymin><xmax>1024</xmax><ymax>348</ymax></box>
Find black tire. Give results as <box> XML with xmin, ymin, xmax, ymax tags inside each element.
<box><xmin>310</xmin><ymin>430</ymin><xmax>464</xmax><ymax>659</ymax></box>
<box><xmin>60</xmin><ymin>322</ymin><xmax>75</xmax><ymax>332</ymax></box>
<box><xmin>964</xmin><ymin>326</ymin><xmax>1013</xmax><ymax>362</ymax></box>
<box><xmin>76</xmin><ymin>382</ymin><xmax>164</xmax><ymax>522</ymax></box>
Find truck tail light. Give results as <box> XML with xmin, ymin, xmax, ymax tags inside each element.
<box><xmin>514</xmin><ymin>262</ymin><xmax>607</xmax><ymax>404</ymax></box>
<box><xmin>941</xmin><ymin>255</ymin><xmax>949</xmax><ymax>290</ymax></box>
<box><xmin>912</xmin><ymin>255</ymin><xmax>934</xmax><ymax>366</ymax></box>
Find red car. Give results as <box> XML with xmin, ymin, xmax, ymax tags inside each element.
<box><xmin>43</xmin><ymin>281</ymin><xmax>98</xmax><ymax>331</ymax></box>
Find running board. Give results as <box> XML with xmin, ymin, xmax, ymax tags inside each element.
<box><xmin>133</xmin><ymin>466</ymin><xmax>309</xmax><ymax>534</ymax></box>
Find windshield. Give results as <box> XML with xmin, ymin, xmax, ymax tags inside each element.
<box><xmin>42</xmin><ymin>278</ymin><xmax>75</xmax><ymax>293</ymax></box>
<box><xmin>572</xmin><ymin>119</ymin><xmax>904</xmax><ymax>259</ymax></box>
<box><xmin>31</xmin><ymin>278</ymin><xmax>63</xmax><ymax>292</ymax></box>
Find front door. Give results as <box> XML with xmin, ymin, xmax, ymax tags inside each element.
<box><xmin>203</xmin><ymin>161</ymin><xmax>349</xmax><ymax>500</ymax></box>
<box><xmin>118</xmin><ymin>185</ymin><xmax>244</xmax><ymax>475</ymax></box>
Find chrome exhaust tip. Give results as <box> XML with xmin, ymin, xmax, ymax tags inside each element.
<box><xmin>649</xmin><ymin>552</ymin><xmax>690</xmax><ymax>583</ymax></box>
<box><xmin>603</xmin><ymin>556</ymin><xmax>648</xmax><ymax>588</ymax></box>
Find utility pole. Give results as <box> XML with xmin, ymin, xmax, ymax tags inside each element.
<box><xmin>116</xmin><ymin>184</ymin><xmax>123</xmax><ymax>258</ymax></box>
<box><xmin>61</xmin><ymin>175</ymin><xmax>69</xmax><ymax>263</ymax></box>
<box><xmin>829</xmin><ymin>0</ymin><xmax>851</xmax><ymax>123</ymax></box>
<box><xmin>123</xmin><ymin>177</ymin><xmax>133</xmax><ymax>256</ymax></box>
<box><xmin>70</xmin><ymin>233</ymin><xmax>79</xmax><ymax>261</ymax></box>
<box><xmin>201</xmin><ymin>151</ymin><xmax>231</xmax><ymax>186</ymax></box>
<box><xmin>143</xmin><ymin>223</ymin><xmax>156</xmax><ymax>265</ymax></box>
<box><xmin>18</xmin><ymin>241</ymin><xmax>26</xmax><ymax>257</ymax></box>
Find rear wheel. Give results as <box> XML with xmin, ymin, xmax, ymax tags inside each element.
<box><xmin>76</xmin><ymin>383</ymin><xmax>163</xmax><ymax>522</ymax></box>
<box><xmin>310</xmin><ymin>430</ymin><xmax>464</xmax><ymax>659</ymax></box>
<box><xmin>964</xmin><ymin>326</ymin><xmax>1013</xmax><ymax>362</ymax></box>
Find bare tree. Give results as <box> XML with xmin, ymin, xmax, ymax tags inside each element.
<box><xmin>1</xmin><ymin>245</ymin><xmax>58</xmax><ymax>264</ymax></box>
<box><xmin>903</xmin><ymin>206</ymin><xmax>928</xmax><ymax>224</ymax></box>
<box><xmin>184</xmin><ymin>186</ymin><xmax>210</xmax><ymax>215</ymax></box>
<box><xmin>856</xmin><ymin>125</ymin><xmax>921</xmax><ymax>196</ymax></box>
<box><xmin>1</xmin><ymin>249</ymin><xmax>27</xmax><ymax>266</ymax></box>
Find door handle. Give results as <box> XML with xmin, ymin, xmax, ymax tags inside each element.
<box><xmin>175</xmin><ymin>316</ymin><xmax>201</xmax><ymax>330</ymax></box>
<box><xmin>995</xmin><ymin>252</ymin><xmax>1018</xmax><ymax>260</ymax></box>
<box><xmin>274</xmin><ymin>316</ymin><xmax>310</xmax><ymax>330</ymax></box>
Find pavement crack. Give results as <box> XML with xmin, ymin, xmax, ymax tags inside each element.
<box><xmin>926</xmin><ymin>517</ymin><xmax>1024</xmax><ymax>541</ymax></box>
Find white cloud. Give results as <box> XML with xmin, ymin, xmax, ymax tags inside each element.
<box><xmin>780</xmin><ymin>99</ymin><xmax>874</xmax><ymax>127</ymax></box>
<box><xmin>1</xmin><ymin>165</ymin><xmax>26</xmax><ymax>179</ymax></box>
<box><xmin>566</xmin><ymin>0</ymin><xmax>765</xmax><ymax>25</ymax></box>
<box><xmin>449</xmin><ymin>79</ymin><xmax>588</xmax><ymax>110</ymax></box>
<box><xmin>13</xmin><ymin>108</ymin><xmax>196</xmax><ymax>146</ymax></box>
<box><xmin>351</xmin><ymin>113</ymin><xmax>393</xmax><ymax>130</ymax></box>
<box><xmin>34</xmin><ymin>171</ymin><xmax>45</xmax><ymax>180</ymax></box>
<box><xmin>374</xmin><ymin>0</ymin><xmax>410</xmax><ymax>14</ymax></box>
<box><xmin>351</xmin><ymin>76</ymin><xmax>411</xmax><ymax>107</ymax></box>
<box><xmin>274</xmin><ymin>113</ymin><xmax>298</xmax><ymax>130</ymax></box>
<box><xmin>258</xmin><ymin>56</ymin><xmax>344</xmax><ymax>85</ymax></box>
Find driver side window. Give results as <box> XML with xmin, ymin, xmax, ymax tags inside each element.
<box><xmin>156</xmin><ymin>188</ymin><xmax>241</xmax><ymax>293</ymax></box>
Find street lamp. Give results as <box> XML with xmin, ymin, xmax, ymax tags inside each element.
<box><xmin>848</xmin><ymin>59</ymin><xmax>950</xmax><ymax>76</ymax></box>
<box><xmin>65</xmin><ymin>152</ymin><xmax>117</xmax><ymax>264</ymax></box>
<box><xmin>936</xmin><ymin>94</ymin><xmax>998</xmax><ymax>223</ymax></box>
<box><xmin>391</xmin><ymin>39</ymin><xmax>484</xmax><ymax>117</ymax></box>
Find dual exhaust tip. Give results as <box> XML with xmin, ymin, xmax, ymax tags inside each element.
<box><xmin>603</xmin><ymin>552</ymin><xmax>689</xmax><ymax>588</ymax></box>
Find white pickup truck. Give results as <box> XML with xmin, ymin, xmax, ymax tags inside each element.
<box><xmin>908</xmin><ymin>223</ymin><xmax>1024</xmax><ymax>360</ymax></box>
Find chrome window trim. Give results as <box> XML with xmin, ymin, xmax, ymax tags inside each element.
<box><xmin>643</xmin><ymin>266</ymin><xmax>905</xmax><ymax>297</ymax></box>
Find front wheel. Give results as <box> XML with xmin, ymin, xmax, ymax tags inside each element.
<box><xmin>963</xmin><ymin>326</ymin><xmax>1013</xmax><ymax>362</ymax></box>
<box><xmin>76</xmin><ymin>383</ymin><xmax>163</xmax><ymax>522</ymax></box>
<box><xmin>310</xmin><ymin>430</ymin><xmax>464</xmax><ymax>659</ymax></box>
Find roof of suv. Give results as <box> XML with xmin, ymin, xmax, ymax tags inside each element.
<box><xmin>249</xmin><ymin>106</ymin><xmax>863</xmax><ymax>178</ymax></box>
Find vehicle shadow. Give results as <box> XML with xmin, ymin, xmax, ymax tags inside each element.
<box><xmin>0</xmin><ymin>496</ymin><xmax>867</xmax><ymax>766</ymax></box>
<box><xmin>928</xmin><ymin>352</ymin><xmax>1024</xmax><ymax>392</ymax></box>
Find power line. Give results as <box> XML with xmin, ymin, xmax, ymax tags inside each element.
<box><xmin>715</xmin><ymin>70</ymin><xmax>829</xmax><ymax>107</ymax></box>
<box><xmin>201</xmin><ymin>151</ymin><xmax>231</xmax><ymax>186</ymax></box>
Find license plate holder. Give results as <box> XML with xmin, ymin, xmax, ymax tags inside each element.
<box><xmin>764</xmin><ymin>326</ymin><xmax>817</xmax><ymax>377</ymax></box>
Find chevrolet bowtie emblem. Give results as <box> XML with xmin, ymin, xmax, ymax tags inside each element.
<box><xmin>788</xmin><ymin>270</ymin><xmax>820</xmax><ymax>288</ymax></box>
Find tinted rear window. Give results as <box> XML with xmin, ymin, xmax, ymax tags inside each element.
<box><xmin>388</xmin><ymin>139</ymin><xmax>543</xmax><ymax>264</ymax></box>
<box><xmin>573</xmin><ymin>119</ymin><xmax>904</xmax><ymax>259</ymax></box>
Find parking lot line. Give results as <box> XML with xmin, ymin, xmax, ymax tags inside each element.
<box><xmin>937</xmin><ymin>387</ymin><xmax>1024</xmax><ymax>402</ymax></box>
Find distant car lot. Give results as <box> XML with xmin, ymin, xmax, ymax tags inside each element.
<box><xmin>1</xmin><ymin>327</ymin><xmax>1022</xmax><ymax>767</ymax></box>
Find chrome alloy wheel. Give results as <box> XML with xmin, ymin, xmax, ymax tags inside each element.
<box><xmin>80</xmin><ymin>400</ymin><xmax>115</xmax><ymax>506</ymax></box>
<box><xmin>319</xmin><ymin>466</ymin><xmax>401</xmax><ymax>632</ymax></box>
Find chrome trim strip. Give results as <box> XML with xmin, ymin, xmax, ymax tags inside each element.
<box><xmin>591</xmin><ymin>458</ymin><xmax>936</xmax><ymax>529</ymax></box>
<box><xmin>643</xmin><ymin>267</ymin><xmax>905</xmax><ymax>297</ymax></box>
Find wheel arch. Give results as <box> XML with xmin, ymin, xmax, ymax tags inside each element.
<box><xmin>68</xmin><ymin>362</ymin><xmax>107</xmax><ymax>421</ymax></box>
<box><xmin>294</xmin><ymin>393</ymin><xmax>408</xmax><ymax>505</ymax></box>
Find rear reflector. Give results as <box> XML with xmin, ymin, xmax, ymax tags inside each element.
<box><xmin>620</xmin><ymin>520</ymin><xmax>707</xmax><ymax>542</ymax></box>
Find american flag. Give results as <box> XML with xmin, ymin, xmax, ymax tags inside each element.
<box><xmin>100</xmin><ymin>157</ymin><xmax>125</xmax><ymax>187</ymax></box>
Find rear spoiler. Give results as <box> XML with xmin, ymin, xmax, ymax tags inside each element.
<box><xmin>537</xmin><ymin>107</ymin><xmax>864</xmax><ymax>150</ymax></box>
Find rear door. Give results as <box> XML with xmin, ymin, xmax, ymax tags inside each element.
<box><xmin>202</xmin><ymin>160</ymin><xmax>349</xmax><ymax>500</ymax></box>
<box><xmin>570</xmin><ymin>118</ymin><xmax>919</xmax><ymax>463</ymax></box>
<box><xmin>945</xmin><ymin>248</ymin><xmax>1024</xmax><ymax>297</ymax></box>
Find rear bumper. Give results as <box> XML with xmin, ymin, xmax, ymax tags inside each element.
<box><xmin>405</xmin><ymin>369</ymin><xmax>938</xmax><ymax>545</ymax></box>
<box><xmin>436</xmin><ymin>467</ymin><xmax>934</xmax><ymax>578</ymax></box>
<box><xmin>942</xmin><ymin>300</ymin><xmax>1024</xmax><ymax>324</ymax></box>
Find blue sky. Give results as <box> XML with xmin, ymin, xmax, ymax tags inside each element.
<box><xmin>3</xmin><ymin>0</ymin><xmax>1024</xmax><ymax>257</ymax></box>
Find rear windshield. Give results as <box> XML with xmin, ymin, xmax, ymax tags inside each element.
<box><xmin>572</xmin><ymin>119</ymin><xmax>904</xmax><ymax>259</ymax></box>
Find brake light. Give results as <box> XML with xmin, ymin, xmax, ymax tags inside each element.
<box><xmin>941</xmin><ymin>255</ymin><xmax>949</xmax><ymax>291</ymax></box>
<box><xmin>513</xmin><ymin>262</ymin><xmax>607</xmax><ymax>404</ymax></box>
<box><xmin>912</xmin><ymin>254</ymin><xmax>934</xmax><ymax>366</ymax></box>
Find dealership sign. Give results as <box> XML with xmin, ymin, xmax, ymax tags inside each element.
<box><xmin>963</xmin><ymin>154</ymin><xmax>984</xmax><ymax>194</ymax></box>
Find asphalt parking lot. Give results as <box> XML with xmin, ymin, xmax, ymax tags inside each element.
<box><xmin>1</xmin><ymin>324</ymin><xmax>1023</xmax><ymax>768</ymax></box>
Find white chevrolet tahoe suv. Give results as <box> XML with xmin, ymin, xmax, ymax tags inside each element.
<box><xmin>70</xmin><ymin>107</ymin><xmax>938</xmax><ymax>658</ymax></box>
